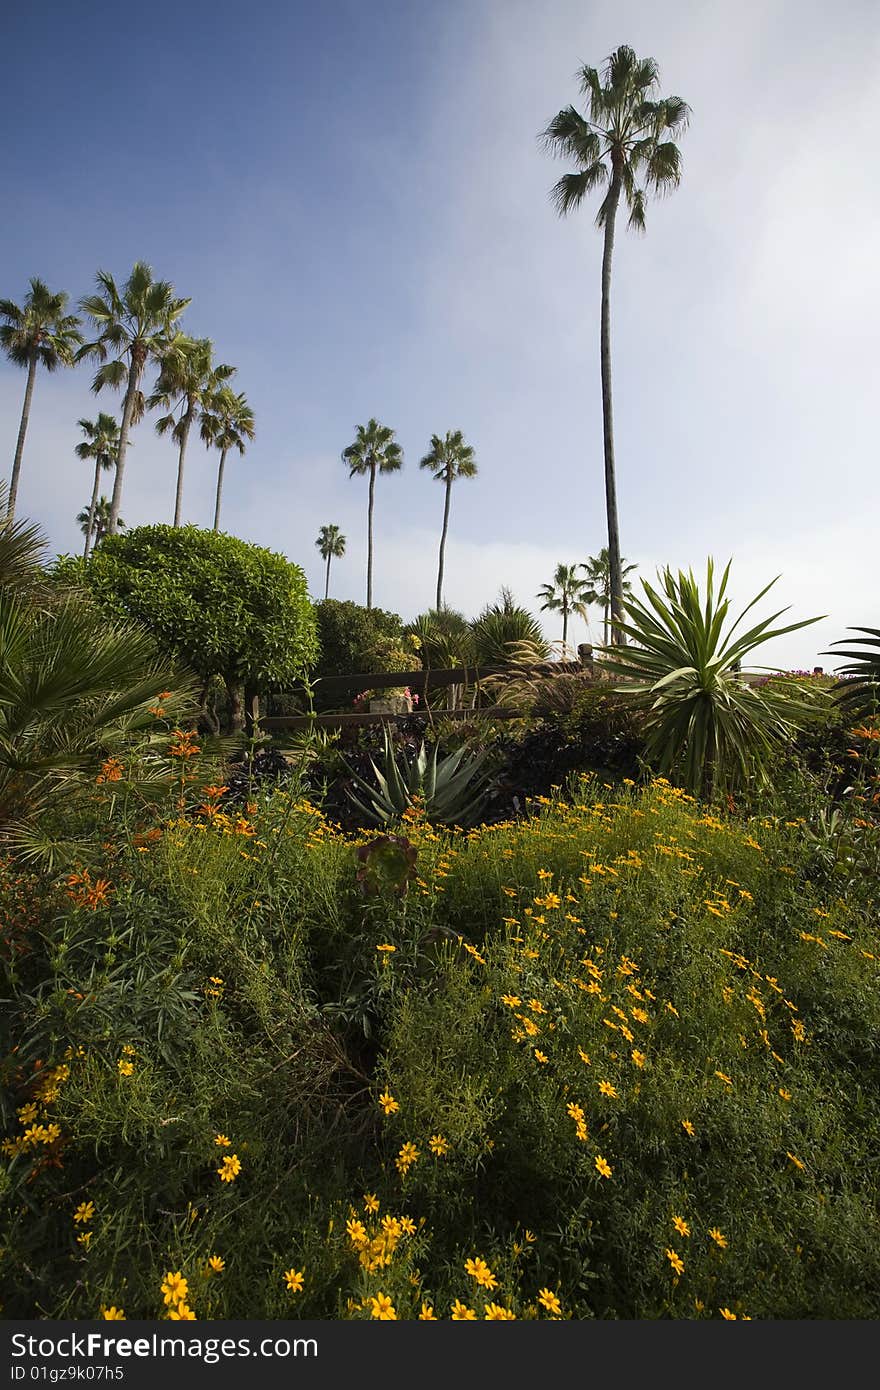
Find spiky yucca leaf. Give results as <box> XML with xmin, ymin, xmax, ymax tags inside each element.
<box><xmin>826</xmin><ymin>628</ymin><xmax>880</xmax><ymax>721</ymax></box>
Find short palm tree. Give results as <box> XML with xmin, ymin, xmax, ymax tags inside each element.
<box><xmin>342</xmin><ymin>419</ymin><xmax>403</xmax><ymax>608</ymax></box>
<box><xmin>315</xmin><ymin>524</ymin><xmax>346</xmax><ymax>599</ymax></box>
<box><xmin>77</xmin><ymin>496</ymin><xmax>124</xmax><ymax>548</ymax></box>
<box><xmin>75</xmin><ymin>414</ymin><xmax>121</xmax><ymax>559</ymax></box>
<box><xmin>537</xmin><ymin>563</ymin><xmax>591</xmax><ymax>649</ymax></box>
<box><xmin>149</xmin><ymin>336</ymin><xmax>234</xmax><ymax>526</ymax></box>
<box><xmin>470</xmin><ymin>588</ymin><xmax>549</xmax><ymax>667</ymax></box>
<box><xmin>1</xmin><ymin>279</ymin><xmax>82</xmax><ymax>523</ymax></box>
<box><xmin>419</xmin><ymin>430</ymin><xmax>478</xmax><ymax>609</ymax></box>
<box><xmin>200</xmin><ymin>386</ymin><xmax>255</xmax><ymax>531</ymax></box>
<box><xmin>78</xmin><ymin>263</ymin><xmax>190</xmax><ymax>536</ymax></box>
<box><xmin>581</xmin><ymin>548</ymin><xmax>638</xmax><ymax>645</ymax></box>
<box><xmin>600</xmin><ymin>559</ymin><xmax>823</xmax><ymax>800</ymax></box>
<box><xmin>543</xmin><ymin>47</ymin><xmax>689</xmax><ymax>641</ymax></box>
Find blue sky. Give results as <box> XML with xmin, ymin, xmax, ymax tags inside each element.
<box><xmin>3</xmin><ymin>0</ymin><xmax>879</xmax><ymax>669</ymax></box>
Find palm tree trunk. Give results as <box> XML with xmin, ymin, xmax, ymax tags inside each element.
<box><xmin>436</xmin><ymin>473</ymin><xmax>453</xmax><ymax>610</ymax></box>
<box><xmin>6</xmin><ymin>352</ymin><xmax>37</xmax><ymax>524</ymax></box>
<box><xmin>600</xmin><ymin>168</ymin><xmax>624</xmax><ymax>644</ymax></box>
<box><xmin>367</xmin><ymin>463</ymin><xmax>375</xmax><ymax>609</ymax></box>
<box><xmin>324</xmin><ymin>552</ymin><xmax>331</xmax><ymax>600</ymax></box>
<box><xmin>173</xmin><ymin>411</ymin><xmax>192</xmax><ymax>527</ymax></box>
<box><xmin>84</xmin><ymin>459</ymin><xmax>102</xmax><ymax>560</ymax></box>
<box><xmin>109</xmin><ymin>356</ymin><xmax>141</xmax><ymax>537</ymax></box>
<box><xmin>603</xmin><ymin>600</ymin><xmax>609</xmax><ymax>648</ymax></box>
<box><xmin>213</xmin><ymin>447</ymin><xmax>228</xmax><ymax>531</ymax></box>
<box><xmin>562</xmin><ymin>603</ymin><xmax>569</xmax><ymax>649</ymax></box>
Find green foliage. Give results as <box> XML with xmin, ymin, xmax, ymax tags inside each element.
<box><xmin>470</xmin><ymin>588</ymin><xmax>549</xmax><ymax>667</ymax></box>
<box><xmin>313</xmin><ymin>600</ymin><xmax>404</xmax><ymax>706</ymax></box>
<box><xmin>601</xmin><ymin>560</ymin><xmax>824</xmax><ymax>800</ymax></box>
<box><xmin>406</xmin><ymin>608</ymin><xmax>475</xmax><ymax>669</ymax></box>
<box><xmin>342</xmin><ymin>727</ymin><xmax>493</xmax><ymax>827</ymax></box>
<box><xmin>827</xmin><ymin>627</ymin><xmax>880</xmax><ymax>723</ymax></box>
<box><xmin>54</xmin><ymin>526</ymin><xmax>318</xmax><ymax>724</ymax></box>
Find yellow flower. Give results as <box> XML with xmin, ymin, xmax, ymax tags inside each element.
<box><xmin>682</xmin><ymin>1119</ymin><xmax>695</xmax><ymax>1137</ymax></box>
<box><xmin>598</xmin><ymin>1080</ymin><xmax>618</xmax><ymax>1098</ymax></box>
<box><xmin>418</xmin><ymin>1303</ymin><xmax>437</xmax><ymax>1320</ymax></box>
<box><xmin>117</xmin><ymin>1059</ymin><xmax>134</xmax><ymax>1076</ymax></box>
<box><xmin>533</xmin><ymin>1049</ymin><xmax>549</xmax><ymax>1064</ymax></box>
<box><xmin>595</xmin><ymin>1155</ymin><xmax>612</xmax><ymax>1179</ymax></box>
<box><xmin>284</xmin><ymin>1268</ymin><xmax>305</xmax><ymax>1294</ymax></box>
<box><xmin>485</xmin><ymin>1303</ymin><xmax>516</xmax><ymax>1319</ymax></box>
<box><xmin>720</xmin><ymin>1307</ymin><xmax>737</xmax><ymax>1320</ymax></box>
<box><xmin>451</xmin><ymin>1300</ymin><xmax>477</xmax><ymax>1320</ymax></box>
<box><xmin>786</xmin><ymin>1151</ymin><xmax>806</xmax><ymax>1172</ymax></box>
<box><xmin>77</xmin><ymin>1231</ymin><xmax>92</xmax><ymax>1249</ymax></box>
<box><xmin>578</xmin><ymin>1048</ymin><xmax>591</xmax><ymax>1066</ymax></box>
<box><xmin>666</xmin><ymin>1248</ymin><xmax>685</xmax><ymax>1275</ymax></box>
<box><xmin>501</xmin><ymin>994</ymin><xmax>521</xmax><ymax>1008</ymax></box>
<box><xmin>631</xmin><ymin>1050</ymin><xmax>646</xmax><ymax>1069</ymax></box>
<box><xmin>672</xmin><ymin>1216</ymin><xmax>690</xmax><ymax>1238</ymax></box>
<box><xmin>714</xmin><ymin>1071</ymin><xmax>733</xmax><ymax>1086</ymax></box>
<box><xmin>17</xmin><ymin>1102</ymin><xmax>38</xmax><ymax>1125</ymax></box>
<box><xmin>537</xmin><ymin>1287</ymin><xmax>562</xmax><ymax>1315</ymax></box>
<box><xmin>396</xmin><ymin>1141</ymin><xmax>420</xmax><ymax>1175</ymax></box>
<box><xmin>778</xmin><ymin>1088</ymin><xmax>792</xmax><ymax>1101</ymax></box>
<box><xmin>429</xmin><ymin>1134</ymin><xmax>450</xmax><ymax>1156</ymax></box>
<box><xmin>205</xmin><ymin>1255</ymin><xmax>225</xmax><ymax>1274</ymax></box>
<box><xmin>369</xmin><ymin>1293</ymin><xmax>397</xmax><ymax>1320</ymax></box>
<box><xmin>346</xmin><ymin>1217</ymin><xmax>368</xmax><ymax>1247</ymax></box>
<box><xmin>161</xmin><ymin>1271</ymin><xmax>189</xmax><ymax>1306</ymax></box>
<box><xmin>364</xmin><ymin>1192</ymin><xmax>380</xmax><ymax>1213</ymax></box>
<box><xmin>214</xmin><ymin>1133</ymin><xmax>231</xmax><ymax>1147</ymax></box>
<box><xmin>379</xmin><ymin>1090</ymin><xmax>400</xmax><ymax>1115</ymax></box>
<box><xmin>465</xmin><ymin>1257</ymin><xmax>498</xmax><ymax>1290</ymax></box>
<box><xmin>74</xmin><ymin>1201</ymin><xmax>95</xmax><ymax>1224</ymax></box>
<box><xmin>708</xmin><ymin>1227</ymin><xmax>728</xmax><ymax>1249</ymax></box>
<box><xmin>217</xmin><ymin>1153</ymin><xmax>241</xmax><ymax>1182</ymax></box>
<box><xmin>167</xmin><ymin>1304</ymin><xmax>196</xmax><ymax>1320</ymax></box>
<box><xmin>101</xmin><ymin>1306</ymin><xmax>125</xmax><ymax>1320</ymax></box>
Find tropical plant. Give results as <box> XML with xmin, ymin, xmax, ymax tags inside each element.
<box><xmin>470</xmin><ymin>588</ymin><xmax>549</xmax><ymax>667</ymax></box>
<box><xmin>342</xmin><ymin>419</ymin><xmax>403</xmax><ymax>608</ymax></box>
<box><xmin>406</xmin><ymin>608</ymin><xmax>475</xmax><ymax>670</ymax></box>
<box><xmin>599</xmin><ymin>559</ymin><xmax>824</xmax><ymax>799</ymax></box>
<box><xmin>149</xmin><ymin>336</ymin><xmax>234</xmax><ymax>526</ymax></box>
<box><xmin>342</xmin><ymin>726</ymin><xmax>493</xmax><ymax>826</ymax></box>
<box><xmin>537</xmin><ymin>563</ymin><xmax>592</xmax><ymax>649</ymax></box>
<box><xmin>581</xmin><ymin>548</ymin><xmax>638</xmax><ymax>645</ymax></box>
<box><xmin>315</xmin><ymin>524</ymin><xmax>346</xmax><ymax>599</ymax></box>
<box><xmin>826</xmin><ymin>628</ymin><xmax>880</xmax><ymax>722</ymax></box>
<box><xmin>543</xmin><ymin>47</ymin><xmax>689</xmax><ymax>640</ymax></box>
<box><xmin>200</xmin><ymin>387</ymin><xmax>255</xmax><ymax>531</ymax></box>
<box><xmin>77</xmin><ymin>496</ymin><xmax>125</xmax><ymax>548</ymax></box>
<box><xmin>75</xmin><ymin>414</ymin><xmax>121</xmax><ymax>559</ymax></box>
<box><xmin>56</xmin><ymin>525</ymin><xmax>318</xmax><ymax>732</ymax></box>
<box><xmin>419</xmin><ymin>430</ymin><xmax>478</xmax><ymax>609</ymax></box>
<box><xmin>1</xmin><ymin>278</ymin><xmax>82</xmax><ymax>523</ymax></box>
<box><xmin>78</xmin><ymin>262</ymin><xmax>190</xmax><ymax>536</ymax></box>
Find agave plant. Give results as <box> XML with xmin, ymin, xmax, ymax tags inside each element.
<box><xmin>600</xmin><ymin>559</ymin><xmax>824</xmax><ymax>800</ymax></box>
<box><xmin>826</xmin><ymin>628</ymin><xmax>880</xmax><ymax>722</ymax></box>
<box><xmin>343</xmin><ymin>727</ymin><xmax>492</xmax><ymax>826</ymax></box>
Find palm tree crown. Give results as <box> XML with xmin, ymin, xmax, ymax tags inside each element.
<box><xmin>581</xmin><ymin>548</ymin><xmax>637</xmax><ymax>646</ymax></box>
<box><xmin>315</xmin><ymin>524</ymin><xmax>347</xmax><ymax>600</ymax></box>
<box><xmin>1</xmin><ymin>278</ymin><xmax>82</xmax><ymax>523</ymax></box>
<box><xmin>342</xmin><ymin>419</ymin><xmax>403</xmax><ymax>609</ymax></box>
<box><xmin>78</xmin><ymin>262</ymin><xmax>190</xmax><ymax>537</ymax></box>
<box><xmin>542</xmin><ymin>47</ymin><xmax>689</xmax><ymax>642</ymax></box>
<box><xmin>77</xmin><ymin>496</ymin><xmax>125</xmax><ymax>547</ymax></box>
<box><xmin>75</xmin><ymin>413</ymin><xmax>121</xmax><ymax>560</ymax></box>
<box><xmin>200</xmin><ymin>386</ymin><xmax>255</xmax><ymax>532</ymax></box>
<box><xmin>149</xmin><ymin>335</ymin><xmax>233</xmax><ymax>526</ymax></box>
<box><xmin>419</xmin><ymin>429</ymin><xmax>478</xmax><ymax>610</ymax></box>
<box><xmin>537</xmin><ymin>563</ymin><xmax>592</xmax><ymax>650</ymax></box>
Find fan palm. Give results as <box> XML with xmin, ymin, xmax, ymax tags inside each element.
<box><xmin>537</xmin><ymin>563</ymin><xmax>592</xmax><ymax>649</ymax></box>
<box><xmin>77</xmin><ymin>496</ymin><xmax>124</xmax><ymax>549</ymax></box>
<box><xmin>149</xmin><ymin>336</ymin><xmax>234</xmax><ymax>526</ymax></box>
<box><xmin>200</xmin><ymin>386</ymin><xmax>255</xmax><ymax>532</ymax></box>
<box><xmin>75</xmin><ymin>414</ymin><xmax>121</xmax><ymax>559</ymax></box>
<box><xmin>581</xmin><ymin>548</ymin><xmax>637</xmax><ymax>645</ymax></box>
<box><xmin>600</xmin><ymin>559</ymin><xmax>823</xmax><ymax>800</ymax></box>
<box><xmin>78</xmin><ymin>262</ymin><xmax>190</xmax><ymax>536</ymax></box>
<box><xmin>1</xmin><ymin>279</ymin><xmax>82</xmax><ymax>523</ymax></box>
<box><xmin>419</xmin><ymin>429</ymin><xmax>478</xmax><ymax>609</ymax></box>
<box><xmin>543</xmin><ymin>47</ymin><xmax>689</xmax><ymax>641</ymax></box>
<box><xmin>315</xmin><ymin>524</ymin><xmax>346</xmax><ymax>599</ymax></box>
<box><xmin>342</xmin><ymin>419</ymin><xmax>403</xmax><ymax>608</ymax></box>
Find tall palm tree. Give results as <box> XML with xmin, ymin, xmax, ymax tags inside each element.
<box><xmin>537</xmin><ymin>563</ymin><xmax>592</xmax><ymax>649</ymax></box>
<box><xmin>78</xmin><ymin>262</ymin><xmax>190</xmax><ymax>537</ymax></box>
<box><xmin>315</xmin><ymin>524</ymin><xmax>346</xmax><ymax>599</ymax></box>
<box><xmin>200</xmin><ymin>386</ymin><xmax>255</xmax><ymax>531</ymax></box>
<box><xmin>542</xmin><ymin>47</ymin><xmax>689</xmax><ymax>642</ymax></box>
<box><xmin>75</xmin><ymin>414</ymin><xmax>121</xmax><ymax>560</ymax></box>
<box><xmin>0</xmin><ymin>279</ymin><xmax>82</xmax><ymax>523</ymax></box>
<box><xmin>580</xmin><ymin>548</ymin><xmax>637</xmax><ymax>646</ymax></box>
<box><xmin>342</xmin><ymin>418</ymin><xmax>403</xmax><ymax>608</ymax></box>
<box><xmin>77</xmin><ymin>496</ymin><xmax>125</xmax><ymax>549</ymax></box>
<box><xmin>149</xmin><ymin>336</ymin><xmax>234</xmax><ymax>526</ymax></box>
<box><xmin>419</xmin><ymin>429</ymin><xmax>478</xmax><ymax>610</ymax></box>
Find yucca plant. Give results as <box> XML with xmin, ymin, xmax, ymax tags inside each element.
<box><xmin>342</xmin><ymin>727</ymin><xmax>493</xmax><ymax>826</ymax></box>
<box><xmin>599</xmin><ymin>559</ymin><xmax>823</xmax><ymax>800</ymax></box>
<box><xmin>826</xmin><ymin>628</ymin><xmax>880</xmax><ymax>722</ymax></box>
<box><xmin>470</xmin><ymin>588</ymin><xmax>549</xmax><ymax>667</ymax></box>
